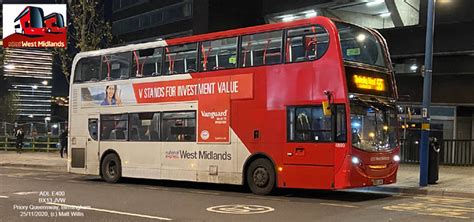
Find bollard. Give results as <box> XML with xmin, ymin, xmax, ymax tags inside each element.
<box><xmin>47</xmin><ymin>136</ymin><xmax>50</xmax><ymax>152</ymax></box>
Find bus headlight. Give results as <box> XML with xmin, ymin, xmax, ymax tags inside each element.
<box><xmin>351</xmin><ymin>156</ymin><xmax>360</xmax><ymax>165</ymax></box>
<box><xmin>393</xmin><ymin>155</ymin><xmax>400</xmax><ymax>162</ymax></box>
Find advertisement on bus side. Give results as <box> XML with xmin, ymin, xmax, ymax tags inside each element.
<box><xmin>80</xmin><ymin>74</ymin><xmax>253</xmax><ymax>143</ymax></box>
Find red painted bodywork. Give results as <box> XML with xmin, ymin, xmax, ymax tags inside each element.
<box><xmin>15</xmin><ymin>6</ymin><xmax>45</xmax><ymax>36</ymax></box>
<box><xmin>165</xmin><ymin>17</ymin><xmax>400</xmax><ymax>190</ymax></box>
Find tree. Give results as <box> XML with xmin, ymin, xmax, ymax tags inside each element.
<box><xmin>53</xmin><ymin>0</ymin><xmax>113</xmax><ymax>82</ymax></box>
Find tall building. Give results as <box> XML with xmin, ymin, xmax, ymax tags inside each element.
<box><xmin>4</xmin><ymin>48</ymin><xmax>53</xmax><ymax>122</ymax></box>
<box><xmin>109</xmin><ymin>0</ymin><xmax>264</xmax><ymax>43</ymax></box>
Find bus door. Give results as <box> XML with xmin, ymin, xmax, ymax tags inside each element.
<box><xmin>86</xmin><ymin>115</ymin><xmax>100</xmax><ymax>174</ymax></box>
<box><xmin>284</xmin><ymin>106</ymin><xmax>335</xmax><ymax>166</ymax></box>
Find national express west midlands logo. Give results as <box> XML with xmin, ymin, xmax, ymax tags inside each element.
<box><xmin>165</xmin><ymin>150</ymin><xmax>232</xmax><ymax>161</ymax></box>
<box><xmin>2</xmin><ymin>4</ymin><xmax>67</xmax><ymax>48</ymax></box>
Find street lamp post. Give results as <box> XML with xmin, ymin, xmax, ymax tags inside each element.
<box><xmin>420</xmin><ymin>0</ymin><xmax>436</xmax><ymax>187</ymax></box>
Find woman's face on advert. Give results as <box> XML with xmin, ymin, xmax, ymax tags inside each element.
<box><xmin>106</xmin><ymin>85</ymin><xmax>115</xmax><ymax>98</ymax></box>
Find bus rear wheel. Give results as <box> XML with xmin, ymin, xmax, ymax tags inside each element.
<box><xmin>246</xmin><ymin>158</ymin><xmax>275</xmax><ymax>195</ymax></box>
<box><xmin>101</xmin><ymin>153</ymin><xmax>121</xmax><ymax>183</ymax></box>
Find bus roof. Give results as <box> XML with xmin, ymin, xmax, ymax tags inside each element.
<box><xmin>74</xmin><ymin>16</ymin><xmax>364</xmax><ymax>61</ymax></box>
<box><xmin>44</xmin><ymin>12</ymin><xmax>60</xmax><ymax>20</ymax></box>
<box><xmin>14</xmin><ymin>6</ymin><xmax>31</xmax><ymax>22</ymax></box>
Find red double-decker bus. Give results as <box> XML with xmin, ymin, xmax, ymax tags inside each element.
<box><xmin>69</xmin><ymin>16</ymin><xmax>400</xmax><ymax>195</ymax></box>
<box><xmin>44</xmin><ymin>13</ymin><xmax>66</xmax><ymax>34</ymax></box>
<box><xmin>14</xmin><ymin>6</ymin><xmax>45</xmax><ymax>35</ymax></box>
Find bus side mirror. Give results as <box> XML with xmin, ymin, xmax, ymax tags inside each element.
<box><xmin>322</xmin><ymin>101</ymin><xmax>331</xmax><ymax>116</ymax></box>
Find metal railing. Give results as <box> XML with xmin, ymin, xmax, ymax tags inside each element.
<box><xmin>400</xmin><ymin>139</ymin><xmax>474</xmax><ymax>166</ymax></box>
<box><xmin>1</xmin><ymin>136</ymin><xmax>60</xmax><ymax>152</ymax></box>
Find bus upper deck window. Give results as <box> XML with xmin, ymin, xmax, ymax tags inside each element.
<box><xmin>165</xmin><ymin>43</ymin><xmax>197</xmax><ymax>75</ymax></box>
<box><xmin>286</xmin><ymin>25</ymin><xmax>329</xmax><ymax>63</ymax></box>
<box><xmin>240</xmin><ymin>30</ymin><xmax>283</xmax><ymax>67</ymax></box>
<box><xmin>200</xmin><ymin>37</ymin><xmax>238</xmax><ymax>71</ymax></box>
<box><xmin>74</xmin><ymin>56</ymin><xmax>100</xmax><ymax>83</ymax></box>
<box><xmin>132</xmin><ymin>48</ymin><xmax>163</xmax><ymax>78</ymax></box>
<box><xmin>101</xmin><ymin>52</ymin><xmax>132</xmax><ymax>80</ymax></box>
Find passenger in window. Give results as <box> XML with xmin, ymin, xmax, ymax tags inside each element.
<box><xmin>145</xmin><ymin>128</ymin><xmax>159</xmax><ymax>141</ymax></box>
<box><xmin>175</xmin><ymin>119</ymin><xmax>185</xmax><ymax>141</ymax></box>
<box><xmin>101</xmin><ymin>84</ymin><xmax>122</xmax><ymax>106</ymax></box>
<box><xmin>101</xmin><ymin>124</ymin><xmax>112</xmax><ymax>140</ymax></box>
<box><xmin>352</xmin><ymin>129</ymin><xmax>361</xmax><ymax>144</ymax></box>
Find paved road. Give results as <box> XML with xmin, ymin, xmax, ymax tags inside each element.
<box><xmin>0</xmin><ymin>167</ymin><xmax>473</xmax><ymax>222</ymax></box>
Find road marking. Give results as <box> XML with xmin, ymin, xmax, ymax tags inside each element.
<box><xmin>13</xmin><ymin>191</ymin><xmax>39</xmax><ymax>195</ymax></box>
<box><xmin>0</xmin><ymin>196</ymin><xmax>9</xmax><ymax>198</ymax></box>
<box><xmin>383</xmin><ymin>196</ymin><xmax>473</xmax><ymax>220</ymax></box>
<box><xmin>427</xmin><ymin>203</ymin><xmax>474</xmax><ymax>212</ymax></box>
<box><xmin>189</xmin><ymin>191</ymin><xmax>220</xmax><ymax>195</ymax></box>
<box><xmin>320</xmin><ymin>203</ymin><xmax>358</xmax><ymax>208</ymax></box>
<box><xmin>414</xmin><ymin>196</ymin><xmax>473</xmax><ymax>204</ymax></box>
<box><xmin>46</xmin><ymin>203</ymin><xmax>172</xmax><ymax>221</ymax></box>
<box><xmin>384</xmin><ymin>204</ymin><xmax>470</xmax><ymax>219</ymax></box>
<box><xmin>206</xmin><ymin>204</ymin><xmax>274</xmax><ymax>214</ymax></box>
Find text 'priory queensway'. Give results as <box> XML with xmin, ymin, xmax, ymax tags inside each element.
<box><xmin>137</xmin><ymin>81</ymin><xmax>240</xmax><ymax>99</ymax></box>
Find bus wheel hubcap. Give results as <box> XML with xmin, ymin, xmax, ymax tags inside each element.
<box><xmin>108</xmin><ymin>161</ymin><xmax>116</xmax><ymax>177</ymax></box>
<box><xmin>253</xmin><ymin>167</ymin><xmax>269</xmax><ymax>187</ymax></box>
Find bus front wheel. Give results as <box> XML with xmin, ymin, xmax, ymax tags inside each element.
<box><xmin>101</xmin><ymin>153</ymin><xmax>121</xmax><ymax>183</ymax></box>
<box><xmin>246</xmin><ymin>158</ymin><xmax>275</xmax><ymax>195</ymax></box>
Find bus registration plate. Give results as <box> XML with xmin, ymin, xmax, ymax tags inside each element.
<box><xmin>372</xmin><ymin>179</ymin><xmax>383</xmax><ymax>185</ymax></box>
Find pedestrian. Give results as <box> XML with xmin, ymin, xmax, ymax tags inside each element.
<box><xmin>59</xmin><ymin>128</ymin><xmax>68</xmax><ymax>158</ymax></box>
<box><xmin>15</xmin><ymin>128</ymin><xmax>24</xmax><ymax>154</ymax></box>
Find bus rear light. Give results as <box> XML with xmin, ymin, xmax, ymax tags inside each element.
<box><xmin>278</xmin><ymin>167</ymin><xmax>283</xmax><ymax>172</ymax></box>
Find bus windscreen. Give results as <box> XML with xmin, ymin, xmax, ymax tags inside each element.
<box><xmin>56</xmin><ymin>14</ymin><xmax>65</xmax><ymax>27</ymax></box>
<box><xmin>30</xmin><ymin>7</ymin><xmax>44</xmax><ymax>28</ymax></box>
<box><xmin>336</xmin><ymin>22</ymin><xmax>386</xmax><ymax>68</ymax></box>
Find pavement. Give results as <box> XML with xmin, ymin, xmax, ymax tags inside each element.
<box><xmin>0</xmin><ymin>150</ymin><xmax>473</xmax><ymax>198</ymax></box>
<box><xmin>357</xmin><ymin>164</ymin><xmax>474</xmax><ymax>198</ymax></box>
<box><xmin>0</xmin><ymin>151</ymin><xmax>67</xmax><ymax>171</ymax></box>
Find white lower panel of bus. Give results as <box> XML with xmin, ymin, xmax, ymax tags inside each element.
<box><xmin>70</xmin><ymin>129</ymin><xmax>251</xmax><ymax>186</ymax></box>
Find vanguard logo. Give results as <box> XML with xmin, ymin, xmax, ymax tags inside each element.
<box><xmin>200</xmin><ymin>110</ymin><xmax>228</xmax><ymax>119</ymax></box>
<box><xmin>3</xmin><ymin>4</ymin><xmax>67</xmax><ymax>48</ymax></box>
